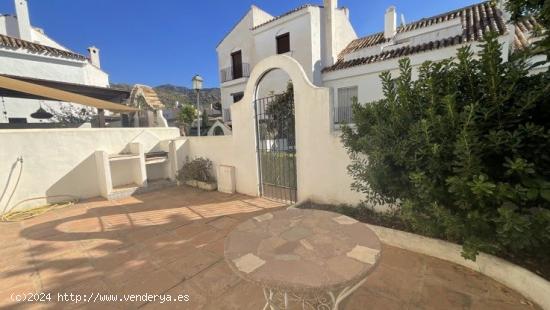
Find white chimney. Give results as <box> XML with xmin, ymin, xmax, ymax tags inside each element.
<box><xmin>384</xmin><ymin>6</ymin><xmax>397</xmax><ymax>39</ymax></box>
<box><xmin>14</xmin><ymin>0</ymin><xmax>32</xmax><ymax>41</ymax></box>
<box><xmin>87</xmin><ymin>46</ymin><xmax>101</xmax><ymax>68</ymax></box>
<box><xmin>323</xmin><ymin>0</ymin><xmax>337</xmax><ymax>66</ymax></box>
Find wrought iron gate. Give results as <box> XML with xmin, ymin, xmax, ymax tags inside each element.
<box><xmin>254</xmin><ymin>93</ymin><xmax>297</xmax><ymax>203</ymax></box>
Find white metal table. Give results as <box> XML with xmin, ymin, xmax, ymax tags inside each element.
<box><xmin>224</xmin><ymin>209</ymin><xmax>382</xmax><ymax>310</ymax></box>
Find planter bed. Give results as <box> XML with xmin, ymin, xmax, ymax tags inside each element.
<box><xmin>185</xmin><ymin>180</ymin><xmax>217</xmax><ymax>191</ymax></box>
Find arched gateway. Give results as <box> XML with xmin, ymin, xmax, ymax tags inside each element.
<box><xmin>254</xmin><ymin>69</ymin><xmax>296</xmax><ymax>203</ymax></box>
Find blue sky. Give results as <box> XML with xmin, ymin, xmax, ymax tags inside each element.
<box><xmin>0</xmin><ymin>0</ymin><xmax>479</xmax><ymax>88</ymax></box>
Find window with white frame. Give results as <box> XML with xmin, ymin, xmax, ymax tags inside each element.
<box><xmin>335</xmin><ymin>86</ymin><xmax>357</xmax><ymax>124</ymax></box>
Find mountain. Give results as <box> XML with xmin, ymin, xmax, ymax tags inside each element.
<box><xmin>110</xmin><ymin>83</ymin><xmax>221</xmax><ymax>109</ymax></box>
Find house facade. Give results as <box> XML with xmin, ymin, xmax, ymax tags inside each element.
<box><xmin>216</xmin><ymin>1</ymin><xmax>356</xmax><ymax>123</ymax></box>
<box><xmin>217</xmin><ymin>0</ymin><xmax>543</xmax><ymax>126</ymax></box>
<box><xmin>197</xmin><ymin>0</ymin><xmax>546</xmax><ymax>206</ymax></box>
<box><xmin>0</xmin><ymin>0</ymin><xmax>109</xmax><ymax>125</ymax></box>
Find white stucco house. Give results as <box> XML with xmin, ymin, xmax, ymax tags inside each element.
<box><xmin>196</xmin><ymin>0</ymin><xmax>546</xmax><ymax>206</ymax></box>
<box><xmin>217</xmin><ymin>0</ymin><xmax>543</xmax><ymax>126</ymax></box>
<box><xmin>0</xmin><ymin>0</ymin><xmax>138</xmax><ymax>127</ymax></box>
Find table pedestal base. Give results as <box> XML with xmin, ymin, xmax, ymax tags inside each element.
<box><xmin>262</xmin><ymin>277</ymin><xmax>368</xmax><ymax>310</ymax></box>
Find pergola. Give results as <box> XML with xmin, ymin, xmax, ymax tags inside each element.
<box><xmin>0</xmin><ymin>74</ymin><xmax>138</xmax><ymax>127</ymax></box>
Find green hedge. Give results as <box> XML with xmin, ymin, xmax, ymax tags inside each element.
<box><xmin>342</xmin><ymin>34</ymin><xmax>550</xmax><ymax>262</ymax></box>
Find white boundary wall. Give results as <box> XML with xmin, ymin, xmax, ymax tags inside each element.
<box><xmin>0</xmin><ymin>128</ymin><xmax>181</xmax><ymax>214</ymax></box>
<box><xmin>186</xmin><ymin>55</ymin><xmax>363</xmax><ymax>206</ymax></box>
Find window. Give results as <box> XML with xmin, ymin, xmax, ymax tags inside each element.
<box><xmin>276</xmin><ymin>33</ymin><xmax>290</xmax><ymax>54</ymax></box>
<box><xmin>335</xmin><ymin>86</ymin><xmax>358</xmax><ymax>124</ymax></box>
<box><xmin>231</xmin><ymin>50</ymin><xmax>243</xmax><ymax>79</ymax></box>
<box><xmin>231</xmin><ymin>92</ymin><xmax>244</xmax><ymax>103</ymax></box>
<box><xmin>8</xmin><ymin>117</ymin><xmax>27</xmax><ymax>124</ymax></box>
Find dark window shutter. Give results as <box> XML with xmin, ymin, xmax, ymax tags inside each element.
<box><xmin>231</xmin><ymin>50</ymin><xmax>243</xmax><ymax>79</ymax></box>
<box><xmin>276</xmin><ymin>33</ymin><xmax>290</xmax><ymax>54</ymax></box>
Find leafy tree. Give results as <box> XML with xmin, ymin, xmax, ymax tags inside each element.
<box><xmin>265</xmin><ymin>82</ymin><xmax>295</xmax><ymax>144</ymax></box>
<box><xmin>505</xmin><ymin>0</ymin><xmax>549</xmax><ymax>57</ymax></box>
<box><xmin>178</xmin><ymin>104</ymin><xmax>198</xmax><ymax>135</ymax></box>
<box><xmin>342</xmin><ymin>33</ymin><xmax>550</xmax><ymax>261</ymax></box>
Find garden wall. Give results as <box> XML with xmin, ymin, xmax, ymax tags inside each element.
<box><xmin>0</xmin><ymin>127</ymin><xmax>182</xmax><ymax>214</ymax></box>
<box><xmin>184</xmin><ymin>55</ymin><xmax>364</xmax><ymax>206</ymax></box>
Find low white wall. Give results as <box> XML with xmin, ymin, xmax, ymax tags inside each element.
<box><xmin>183</xmin><ymin>136</ymin><xmax>258</xmax><ymax>197</ymax></box>
<box><xmin>0</xmin><ymin>127</ymin><xmax>181</xmax><ymax>214</ymax></box>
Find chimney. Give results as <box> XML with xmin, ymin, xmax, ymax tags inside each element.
<box><xmin>14</xmin><ymin>0</ymin><xmax>32</xmax><ymax>41</ymax></box>
<box><xmin>87</xmin><ymin>46</ymin><xmax>101</xmax><ymax>68</ymax></box>
<box><xmin>384</xmin><ymin>6</ymin><xmax>397</xmax><ymax>39</ymax></box>
<box><xmin>323</xmin><ymin>0</ymin><xmax>337</xmax><ymax>66</ymax></box>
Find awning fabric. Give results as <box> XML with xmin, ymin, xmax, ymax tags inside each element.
<box><xmin>0</xmin><ymin>75</ymin><xmax>138</xmax><ymax>112</ymax></box>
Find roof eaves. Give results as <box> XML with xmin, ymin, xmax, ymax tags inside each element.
<box><xmin>0</xmin><ymin>33</ymin><xmax>86</xmax><ymax>61</ymax></box>
<box><xmin>251</xmin><ymin>4</ymin><xmax>322</xmax><ymax>31</ymax></box>
<box><xmin>326</xmin><ymin>1</ymin><xmax>509</xmax><ymax>73</ymax></box>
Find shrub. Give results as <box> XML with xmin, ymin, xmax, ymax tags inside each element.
<box><xmin>178</xmin><ymin>104</ymin><xmax>198</xmax><ymax>135</ymax></box>
<box><xmin>178</xmin><ymin>157</ymin><xmax>214</xmax><ymax>183</ymax></box>
<box><xmin>342</xmin><ymin>33</ymin><xmax>550</xmax><ymax>261</ymax></box>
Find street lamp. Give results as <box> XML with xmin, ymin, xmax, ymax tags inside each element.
<box><xmin>192</xmin><ymin>75</ymin><xmax>203</xmax><ymax>136</ymax></box>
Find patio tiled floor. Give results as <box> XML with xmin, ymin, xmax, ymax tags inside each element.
<box><xmin>0</xmin><ymin>186</ymin><xmax>540</xmax><ymax>309</ymax></box>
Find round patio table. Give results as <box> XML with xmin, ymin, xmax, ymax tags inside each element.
<box><xmin>224</xmin><ymin>209</ymin><xmax>382</xmax><ymax>310</ymax></box>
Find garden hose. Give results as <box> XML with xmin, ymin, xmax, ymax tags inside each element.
<box><xmin>1</xmin><ymin>196</ymin><xmax>79</xmax><ymax>222</ymax></box>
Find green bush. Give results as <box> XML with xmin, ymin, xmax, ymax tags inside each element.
<box><xmin>178</xmin><ymin>104</ymin><xmax>198</xmax><ymax>135</ymax></box>
<box><xmin>178</xmin><ymin>157</ymin><xmax>214</xmax><ymax>183</ymax></box>
<box><xmin>342</xmin><ymin>33</ymin><xmax>550</xmax><ymax>261</ymax></box>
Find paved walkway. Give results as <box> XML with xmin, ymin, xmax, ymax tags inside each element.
<box><xmin>0</xmin><ymin>187</ymin><xmax>539</xmax><ymax>309</ymax></box>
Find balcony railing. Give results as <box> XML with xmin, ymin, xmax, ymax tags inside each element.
<box><xmin>223</xmin><ymin>108</ymin><xmax>231</xmax><ymax>122</ymax></box>
<box><xmin>333</xmin><ymin>105</ymin><xmax>353</xmax><ymax>125</ymax></box>
<box><xmin>220</xmin><ymin>63</ymin><xmax>250</xmax><ymax>83</ymax></box>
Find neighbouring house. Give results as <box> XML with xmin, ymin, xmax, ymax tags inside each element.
<box><xmin>207</xmin><ymin>119</ymin><xmax>232</xmax><ymax>136</ymax></box>
<box><xmin>189</xmin><ymin>0</ymin><xmax>547</xmax><ymax>206</ymax></box>
<box><xmin>0</xmin><ymin>0</ymin><xmax>167</xmax><ymax>128</ymax></box>
<box><xmin>217</xmin><ymin>0</ymin><xmax>545</xmax><ymax>126</ymax></box>
<box><xmin>126</xmin><ymin>84</ymin><xmax>167</xmax><ymax>127</ymax></box>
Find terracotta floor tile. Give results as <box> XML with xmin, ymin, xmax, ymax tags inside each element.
<box><xmin>164</xmin><ymin>250</ymin><xmax>220</xmax><ymax>280</ymax></box>
<box><xmin>0</xmin><ymin>187</ymin><xmax>540</xmax><ymax>310</ymax></box>
<box><xmin>361</xmin><ymin>264</ymin><xmax>423</xmax><ymax>303</ymax></box>
<box><xmin>345</xmin><ymin>287</ymin><xmax>407</xmax><ymax>310</ymax></box>
<box><xmin>203</xmin><ymin>279</ymin><xmax>264</xmax><ymax>310</ymax></box>
<box><xmin>0</xmin><ymin>282</ymin><xmax>39</xmax><ymax>308</ymax></box>
<box><xmin>172</xmin><ymin>222</ymin><xmax>212</xmax><ymax>241</ymax></box>
<box><xmin>187</xmin><ymin>261</ymin><xmax>241</xmax><ymax>298</ymax></box>
<box><xmin>206</xmin><ymin>217</ymin><xmax>239</xmax><ymax>230</ymax></box>
<box><xmin>410</xmin><ymin>280</ymin><xmax>474</xmax><ymax>309</ymax></box>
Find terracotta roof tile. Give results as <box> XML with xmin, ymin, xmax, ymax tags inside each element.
<box><xmin>252</xmin><ymin>4</ymin><xmax>322</xmax><ymax>30</ymax></box>
<box><xmin>0</xmin><ymin>33</ymin><xmax>86</xmax><ymax>60</ymax></box>
<box><xmin>323</xmin><ymin>1</ymin><xmax>513</xmax><ymax>73</ymax></box>
<box><xmin>513</xmin><ymin>16</ymin><xmax>542</xmax><ymax>50</ymax></box>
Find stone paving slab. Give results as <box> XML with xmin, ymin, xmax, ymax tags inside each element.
<box><xmin>0</xmin><ymin>186</ymin><xmax>540</xmax><ymax>309</ymax></box>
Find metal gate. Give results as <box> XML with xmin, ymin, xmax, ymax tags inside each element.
<box><xmin>254</xmin><ymin>92</ymin><xmax>297</xmax><ymax>203</ymax></box>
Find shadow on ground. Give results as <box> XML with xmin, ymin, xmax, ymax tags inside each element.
<box><xmin>0</xmin><ymin>186</ymin><xmax>540</xmax><ymax>309</ymax></box>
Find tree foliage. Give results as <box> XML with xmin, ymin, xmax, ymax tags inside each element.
<box><xmin>342</xmin><ymin>33</ymin><xmax>550</xmax><ymax>261</ymax></box>
<box><xmin>265</xmin><ymin>82</ymin><xmax>295</xmax><ymax>143</ymax></box>
<box><xmin>178</xmin><ymin>104</ymin><xmax>198</xmax><ymax>135</ymax></box>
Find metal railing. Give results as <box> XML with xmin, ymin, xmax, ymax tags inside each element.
<box><xmin>223</xmin><ymin>108</ymin><xmax>231</xmax><ymax>122</ymax></box>
<box><xmin>220</xmin><ymin>63</ymin><xmax>250</xmax><ymax>83</ymax></box>
<box><xmin>333</xmin><ymin>105</ymin><xmax>353</xmax><ymax>124</ymax></box>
